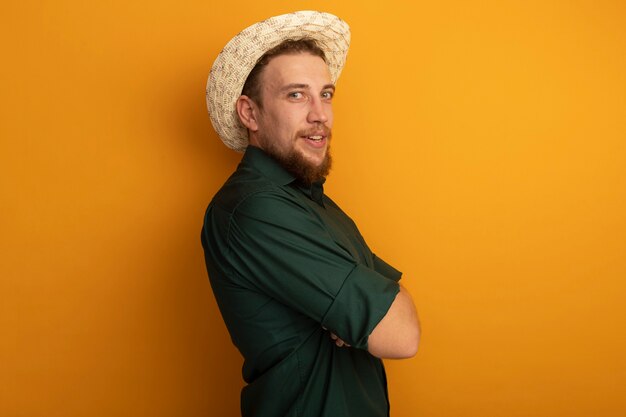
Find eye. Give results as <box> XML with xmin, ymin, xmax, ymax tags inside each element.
<box><xmin>288</xmin><ymin>91</ymin><xmax>304</xmax><ymax>100</ymax></box>
<box><xmin>321</xmin><ymin>90</ymin><xmax>334</xmax><ymax>100</ymax></box>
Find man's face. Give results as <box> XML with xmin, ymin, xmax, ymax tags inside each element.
<box><xmin>248</xmin><ymin>53</ymin><xmax>335</xmax><ymax>184</ymax></box>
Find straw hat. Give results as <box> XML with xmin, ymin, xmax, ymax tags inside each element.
<box><xmin>206</xmin><ymin>11</ymin><xmax>351</xmax><ymax>152</ymax></box>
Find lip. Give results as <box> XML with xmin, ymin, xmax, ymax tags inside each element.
<box><xmin>301</xmin><ymin>134</ymin><xmax>327</xmax><ymax>149</ymax></box>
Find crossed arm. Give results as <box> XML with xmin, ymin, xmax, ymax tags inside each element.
<box><xmin>229</xmin><ymin>192</ymin><xmax>420</xmax><ymax>359</ymax></box>
<box><xmin>329</xmin><ymin>284</ymin><xmax>420</xmax><ymax>359</ymax></box>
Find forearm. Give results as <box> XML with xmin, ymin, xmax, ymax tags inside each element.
<box><xmin>367</xmin><ymin>284</ymin><xmax>420</xmax><ymax>359</ymax></box>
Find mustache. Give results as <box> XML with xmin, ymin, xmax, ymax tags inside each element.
<box><xmin>296</xmin><ymin>125</ymin><xmax>332</xmax><ymax>138</ymax></box>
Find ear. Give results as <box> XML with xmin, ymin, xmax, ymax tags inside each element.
<box><xmin>236</xmin><ymin>95</ymin><xmax>259</xmax><ymax>132</ymax></box>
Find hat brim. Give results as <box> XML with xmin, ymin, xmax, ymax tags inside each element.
<box><xmin>206</xmin><ymin>11</ymin><xmax>351</xmax><ymax>152</ymax></box>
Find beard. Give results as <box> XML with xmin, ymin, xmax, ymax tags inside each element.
<box><xmin>260</xmin><ymin>128</ymin><xmax>332</xmax><ymax>186</ymax></box>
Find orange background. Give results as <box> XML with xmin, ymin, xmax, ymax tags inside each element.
<box><xmin>2</xmin><ymin>1</ymin><xmax>625</xmax><ymax>416</ymax></box>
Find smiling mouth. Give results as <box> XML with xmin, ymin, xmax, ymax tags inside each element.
<box><xmin>298</xmin><ymin>126</ymin><xmax>331</xmax><ymax>147</ymax></box>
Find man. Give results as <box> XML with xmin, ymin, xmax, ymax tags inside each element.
<box><xmin>202</xmin><ymin>11</ymin><xmax>420</xmax><ymax>417</ymax></box>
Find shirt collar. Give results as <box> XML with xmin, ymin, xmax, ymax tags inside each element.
<box><xmin>242</xmin><ymin>146</ymin><xmax>326</xmax><ymax>207</ymax></box>
<box><xmin>242</xmin><ymin>145</ymin><xmax>295</xmax><ymax>186</ymax></box>
<box><xmin>296</xmin><ymin>179</ymin><xmax>326</xmax><ymax>207</ymax></box>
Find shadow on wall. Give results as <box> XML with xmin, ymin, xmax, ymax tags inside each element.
<box><xmin>139</xmin><ymin>61</ymin><xmax>244</xmax><ymax>413</ymax></box>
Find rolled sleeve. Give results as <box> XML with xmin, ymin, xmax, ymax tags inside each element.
<box><xmin>372</xmin><ymin>254</ymin><xmax>403</xmax><ymax>282</ymax></box>
<box><xmin>321</xmin><ymin>263</ymin><xmax>399</xmax><ymax>349</ymax></box>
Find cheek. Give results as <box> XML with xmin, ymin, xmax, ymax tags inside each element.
<box><xmin>281</xmin><ymin>112</ymin><xmax>302</xmax><ymax>132</ymax></box>
<box><xmin>326</xmin><ymin>109</ymin><xmax>334</xmax><ymax>127</ymax></box>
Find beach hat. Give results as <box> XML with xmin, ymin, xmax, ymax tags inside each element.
<box><xmin>206</xmin><ymin>11</ymin><xmax>351</xmax><ymax>152</ymax></box>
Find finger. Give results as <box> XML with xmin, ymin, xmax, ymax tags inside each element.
<box><xmin>337</xmin><ymin>338</ymin><xmax>351</xmax><ymax>347</ymax></box>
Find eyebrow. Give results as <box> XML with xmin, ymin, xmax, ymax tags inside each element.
<box><xmin>279</xmin><ymin>83</ymin><xmax>336</xmax><ymax>92</ymax></box>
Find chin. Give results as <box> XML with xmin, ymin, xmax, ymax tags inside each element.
<box><xmin>305</xmin><ymin>157</ymin><xmax>325</xmax><ymax>168</ymax></box>
<box><xmin>300</xmin><ymin>150</ymin><xmax>327</xmax><ymax>166</ymax></box>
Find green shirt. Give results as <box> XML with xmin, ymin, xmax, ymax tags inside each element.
<box><xmin>201</xmin><ymin>146</ymin><xmax>402</xmax><ymax>417</ymax></box>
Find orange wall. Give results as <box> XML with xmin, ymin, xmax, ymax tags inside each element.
<box><xmin>2</xmin><ymin>1</ymin><xmax>625</xmax><ymax>416</ymax></box>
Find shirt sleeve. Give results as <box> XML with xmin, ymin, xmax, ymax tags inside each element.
<box><xmin>226</xmin><ymin>190</ymin><xmax>399</xmax><ymax>350</ymax></box>
<box><xmin>372</xmin><ymin>254</ymin><xmax>403</xmax><ymax>282</ymax></box>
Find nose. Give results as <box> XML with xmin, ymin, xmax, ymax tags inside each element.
<box><xmin>307</xmin><ymin>96</ymin><xmax>329</xmax><ymax>125</ymax></box>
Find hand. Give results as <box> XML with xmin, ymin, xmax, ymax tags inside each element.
<box><xmin>329</xmin><ymin>332</ymin><xmax>351</xmax><ymax>348</ymax></box>
<box><xmin>322</xmin><ymin>326</ymin><xmax>351</xmax><ymax>347</ymax></box>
